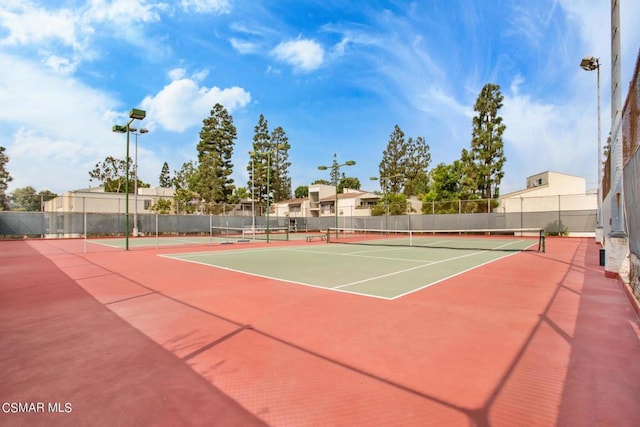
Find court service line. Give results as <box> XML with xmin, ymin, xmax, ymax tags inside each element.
<box><xmin>160</xmin><ymin>247</ymin><xmax>275</xmax><ymax>259</ymax></box>
<box><xmin>278</xmin><ymin>247</ymin><xmax>431</xmax><ymax>263</ymax></box>
<box><xmin>334</xmin><ymin>241</ymin><xmax>522</xmax><ymax>290</ymax></box>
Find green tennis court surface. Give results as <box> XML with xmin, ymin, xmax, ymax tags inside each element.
<box><xmin>162</xmin><ymin>240</ymin><xmax>534</xmax><ymax>299</ymax></box>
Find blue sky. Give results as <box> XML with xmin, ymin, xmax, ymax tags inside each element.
<box><xmin>1</xmin><ymin>0</ymin><xmax>639</xmax><ymax>196</ymax></box>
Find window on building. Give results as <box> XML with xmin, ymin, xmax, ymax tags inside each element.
<box><xmin>321</xmin><ymin>204</ymin><xmax>334</xmax><ymax>214</ymax></box>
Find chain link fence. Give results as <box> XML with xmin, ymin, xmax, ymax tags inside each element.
<box><xmin>622</xmin><ymin>51</ymin><xmax>640</xmax><ymax>302</ymax></box>
<box><xmin>1</xmin><ymin>206</ymin><xmax>596</xmax><ymax>239</ymax></box>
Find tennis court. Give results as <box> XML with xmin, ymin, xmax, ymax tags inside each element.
<box><xmin>88</xmin><ymin>225</ymin><xmax>292</xmax><ymax>249</ymax></box>
<box><xmin>162</xmin><ymin>228</ymin><xmax>543</xmax><ymax>299</ymax></box>
<box><xmin>3</xmin><ymin>233</ymin><xmax>640</xmax><ymax>426</ymax></box>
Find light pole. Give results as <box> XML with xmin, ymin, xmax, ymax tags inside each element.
<box><xmin>250</xmin><ymin>144</ymin><xmax>287</xmax><ymax>242</ymax></box>
<box><xmin>318</xmin><ymin>157</ymin><xmax>356</xmax><ymax>236</ymax></box>
<box><xmin>249</xmin><ymin>152</ymin><xmax>255</xmax><ymax>234</ymax></box>
<box><xmin>128</xmin><ymin>127</ymin><xmax>148</xmax><ymax>237</ymax></box>
<box><xmin>580</xmin><ymin>55</ymin><xmax>602</xmax><ymax>237</ymax></box>
<box><xmin>113</xmin><ymin>108</ymin><xmax>146</xmax><ymax>251</ymax></box>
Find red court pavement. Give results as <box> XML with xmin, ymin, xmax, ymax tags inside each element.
<box><xmin>1</xmin><ymin>237</ymin><xmax>639</xmax><ymax>426</ymax></box>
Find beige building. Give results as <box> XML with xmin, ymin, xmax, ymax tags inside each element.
<box><xmin>43</xmin><ymin>186</ymin><xmax>176</xmax><ymax>214</ymax></box>
<box><xmin>498</xmin><ymin>171</ymin><xmax>597</xmax><ymax>213</ymax></box>
<box><xmin>497</xmin><ymin>171</ymin><xmax>597</xmax><ymax>237</ymax></box>
<box><xmin>274</xmin><ymin>184</ymin><xmax>380</xmax><ymax>219</ymax></box>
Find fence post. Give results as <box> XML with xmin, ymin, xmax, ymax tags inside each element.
<box><xmin>83</xmin><ymin>197</ymin><xmax>87</xmax><ymax>254</ymax></box>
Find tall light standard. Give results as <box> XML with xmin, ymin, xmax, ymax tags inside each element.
<box><xmin>249</xmin><ymin>151</ymin><xmax>255</xmax><ymax>233</ymax></box>
<box><xmin>370</xmin><ymin>173</ymin><xmax>402</xmax><ymax>230</ymax></box>
<box><xmin>128</xmin><ymin>127</ymin><xmax>148</xmax><ymax>237</ymax></box>
<box><xmin>250</xmin><ymin>144</ymin><xmax>287</xmax><ymax>242</ymax></box>
<box><xmin>318</xmin><ymin>157</ymin><xmax>356</xmax><ymax>236</ymax></box>
<box><xmin>113</xmin><ymin>108</ymin><xmax>146</xmax><ymax>251</ymax></box>
<box><xmin>580</xmin><ymin>55</ymin><xmax>602</xmax><ymax>236</ymax></box>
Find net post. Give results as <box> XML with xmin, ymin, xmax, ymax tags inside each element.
<box><xmin>326</xmin><ymin>228</ymin><xmax>331</xmax><ymax>243</ymax></box>
<box><xmin>540</xmin><ymin>229</ymin><xmax>546</xmax><ymax>253</ymax></box>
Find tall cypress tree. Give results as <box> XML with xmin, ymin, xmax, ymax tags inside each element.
<box><xmin>270</xmin><ymin>126</ymin><xmax>292</xmax><ymax>202</ymax></box>
<box><xmin>466</xmin><ymin>83</ymin><xmax>507</xmax><ymax>199</ymax></box>
<box><xmin>248</xmin><ymin>115</ymin><xmax>293</xmax><ymax>205</ymax></box>
<box><xmin>197</xmin><ymin>104</ymin><xmax>237</xmax><ymax>203</ymax></box>
<box><xmin>248</xmin><ymin>114</ymin><xmax>271</xmax><ymax>205</ymax></box>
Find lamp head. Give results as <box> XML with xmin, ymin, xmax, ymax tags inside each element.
<box><xmin>318</xmin><ymin>165</ymin><xmax>328</xmax><ymax>171</ymax></box>
<box><xmin>112</xmin><ymin>125</ymin><xmax>127</xmax><ymax>133</ymax></box>
<box><xmin>129</xmin><ymin>108</ymin><xmax>146</xmax><ymax>120</ymax></box>
<box><xmin>580</xmin><ymin>56</ymin><xmax>599</xmax><ymax>71</ymax></box>
<box><xmin>139</xmin><ymin>128</ymin><xmax>149</xmax><ymax>134</ymax></box>
<box><xmin>345</xmin><ymin>160</ymin><xmax>356</xmax><ymax>166</ymax></box>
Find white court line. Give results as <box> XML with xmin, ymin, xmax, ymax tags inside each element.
<box><xmin>86</xmin><ymin>240</ymin><xmax>119</xmax><ymax>248</ymax></box>
<box><xmin>160</xmin><ymin>238</ymin><xmax>534</xmax><ymax>300</ymax></box>
<box><xmin>390</xmin><ymin>249</ymin><xmax>525</xmax><ymax>300</ymax></box>
<box><xmin>334</xmin><ymin>239</ymin><xmax>526</xmax><ymax>290</ymax></box>
<box><xmin>160</xmin><ymin>254</ymin><xmax>393</xmax><ymax>301</ymax></box>
<box><xmin>160</xmin><ymin>247</ymin><xmax>275</xmax><ymax>259</ymax></box>
<box><xmin>278</xmin><ymin>247</ymin><xmax>432</xmax><ymax>263</ymax></box>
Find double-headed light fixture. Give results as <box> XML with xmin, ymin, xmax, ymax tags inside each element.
<box><xmin>112</xmin><ymin>108</ymin><xmax>146</xmax><ymax>250</ymax></box>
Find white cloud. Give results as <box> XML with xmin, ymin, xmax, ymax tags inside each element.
<box><xmin>141</xmin><ymin>77</ymin><xmax>251</xmax><ymax>132</ymax></box>
<box><xmin>42</xmin><ymin>53</ymin><xmax>79</xmax><ymax>75</ymax></box>
<box><xmin>271</xmin><ymin>39</ymin><xmax>325</xmax><ymax>72</ymax></box>
<box><xmin>85</xmin><ymin>0</ymin><xmax>163</xmax><ymax>25</ymax></box>
<box><xmin>180</xmin><ymin>0</ymin><xmax>231</xmax><ymax>14</ymax></box>
<box><xmin>0</xmin><ymin>2</ymin><xmax>81</xmax><ymax>47</ymax></box>
<box><xmin>0</xmin><ymin>54</ymin><xmax>121</xmax><ymax>192</ymax></box>
<box><xmin>500</xmin><ymin>90</ymin><xmax>597</xmax><ymax>192</ymax></box>
<box><xmin>230</xmin><ymin>37</ymin><xmax>257</xmax><ymax>54</ymax></box>
<box><xmin>168</xmin><ymin>68</ymin><xmax>187</xmax><ymax>80</ymax></box>
<box><xmin>0</xmin><ymin>0</ymin><xmax>167</xmax><ymax>71</ymax></box>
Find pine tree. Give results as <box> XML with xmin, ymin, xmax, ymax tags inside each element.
<box><xmin>248</xmin><ymin>116</ymin><xmax>293</xmax><ymax>205</ymax></box>
<box><xmin>378</xmin><ymin>125</ymin><xmax>407</xmax><ymax>194</ymax></box>
<box><xmin>159</xmin><ymin>162</ymin><xmax>171</xmax><ymax>188</ymax></box>
<box><xmin>378</xmin><ymin>125</ymin><xmax>430</xmax><ymax>196</ymax></box>
<box><xmin>196</xmin><ymin>103</ymin><xmax>237</xmax><ymax>204</ymax></box>
<box><xmin>330</xmin><ymin>153</ymin><xmax>340</xmax><ymax>186</ymax></box>
<box><xmin>467</xmin><ymin>83</ymin><xmax>507</xmax><ymax>199</ymax></box>
<box><xmin>270</xmin><ymin>126</ymin><xmax>292</xmax><ymax>202</ymax></box>
<box><xmin>248</xmin><ymin>114</ymin><xmax>271</xmax><ymax>205</ymax></box>
<box><xmin>403</xmin><ymin>136</ymin><xmax>431</xmax><ymax>196</ymax></box>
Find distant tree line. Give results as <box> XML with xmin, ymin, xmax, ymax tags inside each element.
<box><xmin>0</xmin><ymin>83</ymin><xmax>506</xmax><ymax>214</ymax></box>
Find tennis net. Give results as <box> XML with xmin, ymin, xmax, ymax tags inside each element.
<box><xmin>326</xmin><ymin>227</ymin><xmax>545</xmax><ymax>252</ymax></box>
<box><xmin>211</xmin><ymin>225</ymin><xmax>289</xmax><ymax>241</ymax></box>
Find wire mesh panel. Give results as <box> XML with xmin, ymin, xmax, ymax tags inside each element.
<box><xmin>0</xmin><ymin>212</ymin><xmax>47</xmax><ymax>237</ymax></box>
<box><xmin>625</xmin><ymin>152</ymin><xmax>640</xmax><ymax>256</ymax></box>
